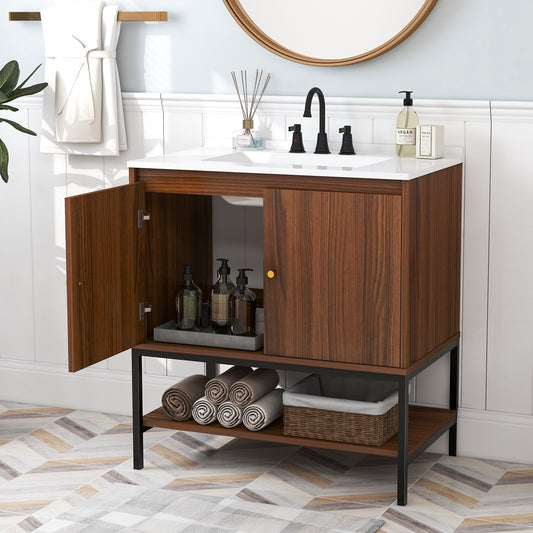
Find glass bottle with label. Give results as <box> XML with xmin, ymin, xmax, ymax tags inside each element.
<box><xmin>396</xmin><ymin>91</ymin><xmax>419</xmax><ymax>158</ymax></box>
<box><xmin>210</xmin><ymin>258</ymin><xmax>236</xmax><ymax>334</ymax></box>
<box><xmin>232</xmin><ymin>119</ymin><xmax>263</xmax><ymax>150</ymax></box>
<box><xmin>175</xmin><ymin>265</ymin><xmax>202</xmax><ymax>330</ymax></box>
<box><xmin>231</xmin><ymin>268</ymin><xmax>256</xmax><ymax>336</ymax></box>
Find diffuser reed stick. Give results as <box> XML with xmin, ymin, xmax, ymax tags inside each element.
<box><xmin>231</xmin><ymin>69</ymin><xmax>271</xmax><ymax>149</ymax></box>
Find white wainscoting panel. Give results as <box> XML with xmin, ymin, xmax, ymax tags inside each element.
<box><xmin>460</xmin><ymin>119</ymin><xmax>492</xmax><ymax>410</ymax></box>
<box><xmin>28</xmin><ymin>104</ymin><xmax>69</xmax><ymax>366</ymax></box>
<box><xmin>487</xmin><ymin>103</ymin><xmax>533</xmax><ymax>416</ymax></box>
<box><xmin>0</xmin><ymin>108</ymin><xmax>35</xmax><ymax>362</ymax></box>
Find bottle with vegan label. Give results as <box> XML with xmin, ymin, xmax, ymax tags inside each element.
<box><xmin>175</xmin><ymin>264</ymin><xmax>202</xmax><ymax>330</ymax></box>
<box><xmin>210</xmin><ymin>258</ymin><xmax>236</xmax><ymax>334</ymax></box>
<box><xmin>231</xmin><ymin>268</ymin><xmax>256</xmax><ymax>336</ymax></box>
<box><xmin>396</xmin><ymin>90</ymin><xmax>419</xmax><ymax>158</ymax></box>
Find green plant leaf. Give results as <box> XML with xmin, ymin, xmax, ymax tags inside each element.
<box><xmin>3</xmin><ymin>82</ymin><xmax>48</xmax><ymax>103</ymax></box>
<box><xmin>0</xmin><ymin>61</ymin><xmax>20</xmax><ymax>95</ymax></box>
<box><xmin>0</xmin><ymin>104</ymin><xmax>18</xmax><ymax>112</ymax></box>
<box><xmin>15</xmin><ymin>63</ymin><xmax>42</xmax><ymax>90</ymax></box>
<box><xmin>0</xmin><ymin>118</ymin><xmax>37</xmax><ymax>136</ymax></box>
<box><xmin>0</xmin><ymin>138</ymin><xmax>9</xmax><ymax>183</ymax></box>
<box><xmin>0</xmin><ymin>90</ymin><xmax>7</xmax><ymax>103</ymax></box>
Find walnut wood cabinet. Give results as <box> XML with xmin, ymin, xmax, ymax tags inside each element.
<box><xmin>65</xmin><ymin>160</ymin><xmax>462</xmax><ymax>505</ymax></box>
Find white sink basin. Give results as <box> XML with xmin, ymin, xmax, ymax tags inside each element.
<box><xmin>203</xmin><ymin>151</ymin><xmax>391</xmax><ymax>169</ymax></box>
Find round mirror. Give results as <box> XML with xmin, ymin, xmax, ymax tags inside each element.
<box><xmin>223</xmin><ymin>0</ymin><xmax>438</xmax><ymax>66</ymax></box>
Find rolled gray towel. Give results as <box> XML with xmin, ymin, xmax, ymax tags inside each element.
<box><xmin>217</xmin><ymin>401</ymin><xmax>243</xmax><ymax>428</ymax></box>
<box><xmin>205</xmin><ymin>366</ymin><xmax>253</xmax><ymax>405</ymax></box>
<box><xmin>162</xmin><ymin>374</ymin><xmax>209</xmax><ymax>421</ymax></box>
<box><xmin>243</xmin><ymin>389</ymin><xmax>284</xmax><ymax>431</ymax></box>
<box><xmin>229</xmin><ymin>368</ymin><xmax>280</xmax><ymax>408</ymax></box>
<box><xmin>192</xmin><ymin>396</ymin><xmax>217</xmax><ymax>425</ymax></box>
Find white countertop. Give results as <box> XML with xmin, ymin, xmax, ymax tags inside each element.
<box><xmin>128</xmin><ymin>148</ymin><xmax>463</xmax><ymax>181</ymax></box>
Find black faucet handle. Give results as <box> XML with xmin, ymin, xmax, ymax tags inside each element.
<box><xmin>289</xmin><ymin>123</ymin><xmax>305</xmax><ymax>153</ymax></box>
<box><xmin>339</xmin><ymin>124</ymin><xmax>355</xmax><ymax>155</ymax></box>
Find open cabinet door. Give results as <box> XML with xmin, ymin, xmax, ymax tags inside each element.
<box><xmin>66</xmin><ymin>183</ymin><xmax>146</xmax><ymax>372</ymax></box>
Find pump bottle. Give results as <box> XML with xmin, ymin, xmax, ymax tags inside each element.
<box><xmin>210</xmin><ymin>258</ymin><xmax>236</xmax><ymax>334</ymax></box>
<box><xmin>175</xmin><ymin>265</ymin><xmax>202</xmax><ymax>330</ymax></box>
<box><xmin>396</xmin><ymin>90</ymin><xmax>419</xmax><ymax>158</ymax></box>
<box><xmin>231</xmin><ymin>268</ymin><xmax>256</xmax><ymax>336</ymax></box>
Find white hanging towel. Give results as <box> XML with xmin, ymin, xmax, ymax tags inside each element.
<box><xmin>40</xmin><ymin>0</ymin><xmax>127</xmax><ymax>155</ymax></box>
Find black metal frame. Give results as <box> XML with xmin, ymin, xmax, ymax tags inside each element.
<box><xmin>131</xmin><ymin>338</ymin><xmax>459</xmax><ymax>506</ymax></box>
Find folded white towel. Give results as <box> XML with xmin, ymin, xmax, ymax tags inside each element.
<box><xmin>192</xmin><ymin>396</ymin><xmax>217</xmax><ymax>425</ymax></box>
<box><xmin>243</xmin><ymin>389</ymin><xmax>283</xmax><ymax>431</ymax></box>
<box><xmin>41</xmin><ymin>0</ymin><xmax>127</xmax><ymax>155</ymax></box>
<box><xmin>217</xmin><ymin>401</ymin><xmax>243</xmax><ymax>428</ymax></box>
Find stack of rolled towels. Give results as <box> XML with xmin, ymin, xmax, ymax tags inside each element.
<box><xmin>161</xmin><ymin>366</ymin><xmax>283</xmax><ymax>431</ymax></box>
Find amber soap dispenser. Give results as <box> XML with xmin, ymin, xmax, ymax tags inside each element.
<box><xmin>175</xmin><ymin>265</ymin><xmax>202</xmax><ymax>330</ymax></box>
<box><xmin>211</xmin><ymin>258</ymin><xmax>236</xmax><ymax>334</ymax></box>
<box><xmin>231</xmin><ymin>268</ymin><xmax>256</xmax><ymax>336</ymax></box>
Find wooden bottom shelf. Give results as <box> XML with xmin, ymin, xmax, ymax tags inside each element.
<box><xmin>144</xmin><ymin>405</ymin><xmax>456</xmax><ymax>458</ymax></box>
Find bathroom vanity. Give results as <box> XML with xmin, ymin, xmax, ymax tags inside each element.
<box><xmin>65</xmin><ymin>149</ymin><xmax>462</xmax><ymax>505</ymax></box>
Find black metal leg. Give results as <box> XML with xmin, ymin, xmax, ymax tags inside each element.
<box><xmin>397</xmin><ymin>376</ymin><xmax>409</xmax><ymax>506</ymax></box>
<box><xmin>449</xmin><ymin>344</ymin><xmax>459</xmax><ymax>456</ymax></box>
<box><xmin>132</xmin><ymin>349</ymin><xmax>144</xmax><ymax>470</ymax></box>
<box><xmin>206</xmin><ymin>361</ymin><xmax>218</xmax><ymax>379</ymax></box>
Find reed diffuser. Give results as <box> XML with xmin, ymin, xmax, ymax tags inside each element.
<box><xmin>231</xmin><ymin>69</ymin><xmax>271</xmax><ymax>150</ymax></box>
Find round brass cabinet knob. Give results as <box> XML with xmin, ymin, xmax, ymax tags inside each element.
<box><xmin>266</xmin><ymin>269</ymin><xmax>278</xmax><ymax>279</ymax></box>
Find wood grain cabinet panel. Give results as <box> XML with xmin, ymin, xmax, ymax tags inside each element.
<box><xmin>263</xmin><ymin>188</ymin><xmax>402</xmax><ymax>366</ymax></box>
<box><xmin>400</xmin><ymin>167</ymin><xmax>463</xmax><ymax>366</ymax></box>
<box><xmin>144</xmin><ymin>193</ymin><xmax>212</xmax><ymax>339</ymax></box>
<box><xmin>66</xmin><ymin>183</ymin><xmax>147</xmax><ymax>372</ymax></box>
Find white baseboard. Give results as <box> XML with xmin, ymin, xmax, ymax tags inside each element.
<box><xmin>456</xmin><ymin>408</ymin><xmax>533</xmax><ymax>464</ymax></box>
<box><xmin>425</xmin><ymin>407</ymin><xmax>533</xmax><ymax>464</ymax></box>
<box><xmin>0</xmin><ymin>359</ymin><xmax>182</xmax><ymax>417</ymax></box>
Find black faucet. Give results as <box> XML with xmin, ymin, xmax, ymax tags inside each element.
<box><xmin>303</xmin><ymin>87</ymin><xmax>330</xmax><ymax>154</ymax></box>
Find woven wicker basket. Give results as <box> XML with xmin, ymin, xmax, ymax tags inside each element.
<box><xmin>283</xmin><ymin>404</ymin><xmax>398</xmax><ymax>445</ymax></box>
<box><xmin>282</xmin><ymin>375</ymin><xmax>398</xmax><ymax>446</ymax></box>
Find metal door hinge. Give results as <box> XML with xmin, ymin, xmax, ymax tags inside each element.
<box><xmin>137</xmin><ymin>210</ymin><xmax>151</xmax><ymax>228</ymax></box>
<box><xmin>139</xmin><ymin>301</ymin><xmax>152</xmax><ymax>321</ymax></box>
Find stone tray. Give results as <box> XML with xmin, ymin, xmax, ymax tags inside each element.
<box><xmin>154</xmin><ymin>321</ymin><xmax>264</xmax><ymax>351</ymax></box>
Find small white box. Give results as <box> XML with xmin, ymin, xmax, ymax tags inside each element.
<box><xmin>416</xmin><ymin>125</ymin><xmax>444</xmax><ymax>159</ymax></box>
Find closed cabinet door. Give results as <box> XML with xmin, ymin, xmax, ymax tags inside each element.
<box><xmin>263</xmin><ymin>188</ymin><xmax>402</xmax><ymax>366</ymax></box>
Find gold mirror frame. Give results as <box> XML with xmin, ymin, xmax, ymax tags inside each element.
<box><xmin>223</xmin><ymin>0</ymin><xmax>439</xmax><ymax>66</ymax></box>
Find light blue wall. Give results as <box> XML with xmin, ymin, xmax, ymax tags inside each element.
<box><xmin>1</xmin><ymin>0</ymin><xmax>531</xmax><ymax>101</ymax></box>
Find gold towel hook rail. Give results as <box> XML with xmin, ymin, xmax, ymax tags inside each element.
<box><xmin>9</xmin><ymin>11</ymin><xmax>168</xmax><ymax>22</ymax></box>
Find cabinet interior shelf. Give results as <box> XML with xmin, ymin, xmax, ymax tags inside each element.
<box><xmin>144</xmin><ymin>405</ymin><xmax>456</xmax><ymax>458</ymax></box>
